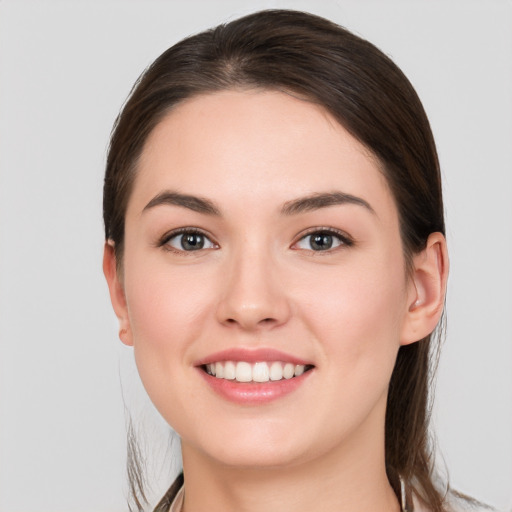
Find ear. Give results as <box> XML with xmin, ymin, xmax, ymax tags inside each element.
<box><xmin>401</xmin><ymin>232</ymin><xmax>449</xmax><ymax>345</ymax></box>
<box><xmin>103</xmin><ymin>241</ymin><xmax>133</xmax><ymax>346</ymax></box>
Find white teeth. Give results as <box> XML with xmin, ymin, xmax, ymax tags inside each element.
<box><xmin>269</xmin><ymin>361</ymin><xmax>283</xmax><ymax>381</ymax></box>
<box><xmin>235</xmin><ymin>361</ymin><xmax>252</xmax><ymax>382</ymax></box>
<box><xmin>224</xmin><ymin>361</ymin><xmax>236</xmax><ymax>380</ymax></box>
<box><xmin>283</xmin><ymin>363</ymin><xmax>295</xmax><ymax>379</ymax></box>
<box><xmin>252</xmin><ymin>362</ymin><xmax>270</xmax><ymax>383</ymax></box>
<box><xmin>205</xmin><ymin>361</ymin><xmax>309</xmax><ymax>382</ymax></box>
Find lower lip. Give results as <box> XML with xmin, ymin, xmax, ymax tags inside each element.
<box><xmin>198</xmin><ymin>369</ymin><xmax>313</xmax><ymax>405</ymax></box>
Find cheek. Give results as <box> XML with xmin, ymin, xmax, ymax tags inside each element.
<box><xmin>124</xmin><ymin>250</ymin><xmax>216</xmax><ymax>340</ymax></box>
<box><xmin>121</xmin><ymin>255</ymin><xmax>217</xmax><ymax>407</ymax></box>
<box><xmin>299</xmin><ymin>249</ymin><xmax>408</xmax><ymax>376</ymax></box>
<box><xmin>292</xmin><ymin>253</ymin><xmax>408</xmax><ymax>439</ymax></box>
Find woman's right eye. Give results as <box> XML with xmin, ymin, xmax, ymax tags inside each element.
<box><xmin>163</xmin><ymin>230</ymin><xmax>217</xmax><ymax>252</ymax></box>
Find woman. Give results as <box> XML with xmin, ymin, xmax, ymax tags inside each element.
<box><xmin>103</xmin><ymin>9</ymin><xmax>470</xmax><ymax>512</ymax></box>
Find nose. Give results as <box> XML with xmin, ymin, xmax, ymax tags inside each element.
<box><xmin>215</xmin><ymin>246</ymin><xmax>291</xmax><ymax>331</ymax></box>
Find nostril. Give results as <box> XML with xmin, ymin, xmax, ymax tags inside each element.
<box><xmin>224</xmin><ymin>317</ymin><xmax>276</xmax><ymax>326</ymax></box>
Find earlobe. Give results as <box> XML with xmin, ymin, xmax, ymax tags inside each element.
<box><xmin>102</xmin><ymin>242</ymin><xmax>134</xmax><ymax>346</ymax></box>
<box><xmin>401</xmin><ymin>232</ymin><xmax>449</xmax><ymax>345</ymax></box>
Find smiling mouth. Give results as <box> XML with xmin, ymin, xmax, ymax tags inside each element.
<box><xmin>203</xmin><ymin>361</ymin><xmax>314</xmax><ymax>383</ymax></box>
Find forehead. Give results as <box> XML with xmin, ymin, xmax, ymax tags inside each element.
<box><xmin>131</xmin><ymin>89</ymin><xmax>395</xmax><ymax>219</ymax></box>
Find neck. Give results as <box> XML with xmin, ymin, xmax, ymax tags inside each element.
<box><xmin>179</xmin><ymin>398</ymin><xmax>400</xmax><ymax>512</ymax></box>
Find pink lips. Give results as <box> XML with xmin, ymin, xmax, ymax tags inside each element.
<box><xmin>195</xmin><ymin>348</ymin><xmax>314</xmax><ymax>405</ymax></box>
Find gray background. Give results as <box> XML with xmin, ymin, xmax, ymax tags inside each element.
<box><xmin>1</xmin><ymin>1</ymin><xmax>511</xmax><ymax>510</ymax></box>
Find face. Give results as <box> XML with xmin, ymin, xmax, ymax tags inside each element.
<box><xmin>112</xmin><ymin>90</ymin><xmax>419</xmax><ymax>470</ymax></box>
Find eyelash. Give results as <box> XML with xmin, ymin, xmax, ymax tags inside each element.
<box><xmin>158</xmin><ymin>228</ymin><xmax>218</xmax><ymax>254</ymax></box>
<box><xmin>157</xmin><ymin>227</ymin><xmax>354</xmax><ymax>254</ymax></box>
<box><xmin>293</xmin><ymin>228</ymin><xmax>354</xmax><ymax>253</ymax></box>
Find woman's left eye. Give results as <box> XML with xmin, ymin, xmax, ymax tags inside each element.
<box><xmin>293</xmin><ymin>230</ymin><xmax>352</xmax><ymax>251</ymax></box>
<box><xmin>163</xmin><ymin>230</ymin><xmax>217</xmax><ymax>252</ymax></box>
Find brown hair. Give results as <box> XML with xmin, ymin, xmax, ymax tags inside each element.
<box><xmin>104</xmin><ymin>9</ymin><xmax>447</xmax><ymax>511</ymax></box>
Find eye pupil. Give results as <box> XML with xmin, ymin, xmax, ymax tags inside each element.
<box><xmin>311</xmin><ymin>233</ymin><xmax>333</xmax><ymax>250</ymax></box>
<box><xmin>181</xmin><ymin>233</ymin><xmax>204</xmax><ymax>250</ymax></box>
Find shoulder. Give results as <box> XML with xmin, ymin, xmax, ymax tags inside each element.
<box><xmin>153</xmin><ymin>473</ymin><xmax>184</xmax><ymax>512</ymax></box>
<box><xmin>412</xmin><ymin>492</ymin><xmax>498</xmax><ymax>512</ymax></box>
<box><xmin>167</xmin><ymin>486</ymin><xmax>184</xmax><ymax>512</ymax></box>
<box><xmin>443</xmin><ymin>492</ymin><xmax>499</xmax><ymax>512</ymax></box>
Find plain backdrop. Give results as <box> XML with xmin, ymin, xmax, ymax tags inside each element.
<box><xmin>1</xmin><ymin>1</ymin><xmax>511</xmax><ymax>511</ymax></box>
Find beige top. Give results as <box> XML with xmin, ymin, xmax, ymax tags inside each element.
<box><xmin>168</xmin><ymin>486</ymin><xmax>184</xmax><ymax>512</ymax></box>
<box><xmin>166</xmin><ymin>485</ymin><xmax>493</xmax><ymax>512</ymax></box>
<box><xmin>166</xmin><ymin>485</ymin><xmax>432</xmax><ymax>512</ymax></box>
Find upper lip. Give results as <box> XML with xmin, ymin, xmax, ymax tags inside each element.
<box><xmin>194</xmin><ymin>348</ymin><xmax>312</xmax><ymax>367</ymax></box>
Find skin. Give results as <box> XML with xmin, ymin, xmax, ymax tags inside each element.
<box><xmin>104</xmin><ymin>90</ymin><xmax>448</xmax><ymax>512</ymax></box>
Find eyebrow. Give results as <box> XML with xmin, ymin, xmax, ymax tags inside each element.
<box><xmin>142</xmin><ymin>190</ymin><xmax>375</xmax><ymax>217</ymax></box>
<box><xmin>143</xmin><ymin>191</ymin><xmax>221</xmax><ymax>216</ymax></box>
<box><xmin>281</xmin><ymin>192</ymin><xmax>375</xmax><ymax>216</ymax></box>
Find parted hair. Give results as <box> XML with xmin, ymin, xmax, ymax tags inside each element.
<box><xmin>104</xmin><ymin>10</ymin><xmax>447</xmax><ymax>511</ymax></box>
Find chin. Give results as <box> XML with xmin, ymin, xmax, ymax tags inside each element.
<box><xmin>183</xmin><ymin>419</ymin><xmax>315</xmax><ymax>469</ymax></box>
<box><xmin>208</xmin><ymin>444</ymin><xmax>308</xmax><ymax>470</ymax></box>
